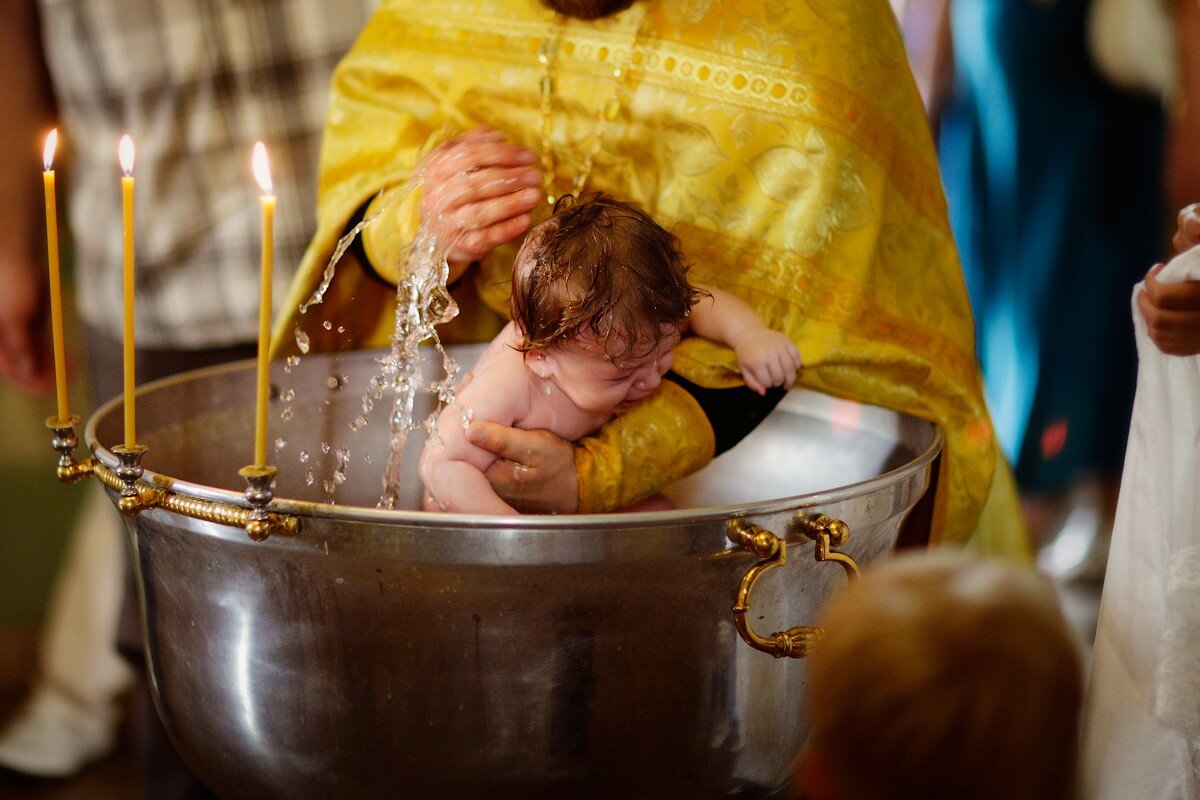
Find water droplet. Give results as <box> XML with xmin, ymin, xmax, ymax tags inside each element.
<box><xmin>286</xmin><ymin>355</ymin><xmax>300</xmax><ymax>368</ymax></box>
<box><xmin>294</xmin><ymin>328</ymin><xmax>310</xmax><ymax>354</ymax></box>
<box><xmin>350</xmin><ymin>416</ymin><xmax>368</xmax><ymax>432</ymax></box>
<box><xmin>280</xmin><ymin>407</ymin><xmax>293</xmax><ymax>421</ymax></box>
<box><xmin>274</xmin><ymin>437</ymin><xmax>286</xmax><ymax>451</ymax></box>
<box><xmin>337</xmin><ymin>326</ymin><xmax>346</xmax><ymax>334</ymax></box>
<box><xmin>323</xmin><ymin>320</ymin><xmax>333</xmax><ymax>330</ymax></box>
<box><xmin>305</xmin><ymin>468</ymin><xmax>315</xmax><ymax>485</ymax></box>
<box><xmin>460</xmin><ymin>405</ymin><xmax>474</xmax><ymax>429</ymax></box>
<box><xmin>280</xmin><ymin>388</ymin><xmax>295</xmax><ymax>402</ymax></box>
<box><xmin>321</xmin><ymin>442</ymin><xmax>331</xmax><ymax>454</ymax></box>
<box><xmin>299</xmin><ymin>450</ymin><xmax>309</xmax><ymax>463</ymax></box>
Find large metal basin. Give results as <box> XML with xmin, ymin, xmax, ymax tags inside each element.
<box><xmin>85</xmin><ymin>345</ymin><xmax>940</xmax><ymax>800</ymax></box>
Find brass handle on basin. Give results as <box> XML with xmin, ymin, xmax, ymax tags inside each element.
<box><xmin>726</xmin><ymin>514</ymin><xmax>860</xmax><ymax>659</ymax></box>
<box><xmin>793</xmin><ymin>513</ymin><xmax>861</xmax><ymax>580</ymax></box>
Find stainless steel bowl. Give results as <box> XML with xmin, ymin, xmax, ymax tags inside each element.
<box><xmin>86</xmin><ymin>345</ymin><xmax>940</xmax><ymax>800</ymax></box>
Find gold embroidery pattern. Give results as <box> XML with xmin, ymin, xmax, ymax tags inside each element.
<box><xmin>369</xmin><ymin>8</ymin><xmax>946</xmax><ymax>228</ymax></box>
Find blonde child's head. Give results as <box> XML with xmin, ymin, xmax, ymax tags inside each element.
<box><xmin>799</xmin><ymin>550</ymin><xmax>1083</xmax><ymax>800</ymax></box>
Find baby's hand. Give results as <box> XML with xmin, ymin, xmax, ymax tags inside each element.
<box><xmin>735</xmin><ymin>330</ymin><xmax>801</xmax><ymax>395</ymax></box>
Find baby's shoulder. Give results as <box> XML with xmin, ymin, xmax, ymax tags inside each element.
<box><xmin>455</xmin><ymin>348</ymin><xmax>531</xmax><ymax>427</ymax></box>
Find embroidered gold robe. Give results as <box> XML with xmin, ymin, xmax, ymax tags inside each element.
<box><xmin>273</xmin><ymin>0</ymin><xmax>1027</xmax><ymax>556</ymax></box>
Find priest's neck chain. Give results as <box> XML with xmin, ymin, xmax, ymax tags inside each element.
<box><xmin>538</xmin><ymin>4</ymin><xmax>650</xmax><ymax>206</ymax></box>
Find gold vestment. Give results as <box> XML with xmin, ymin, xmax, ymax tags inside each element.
<box><xmin>273</xmin><ymin>0</ymin><xmax>1028</xmax><ymax>557</ymax></box>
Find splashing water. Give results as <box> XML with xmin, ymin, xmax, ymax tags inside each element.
<box><xmin>290</xmin><ymin>168</ymin><xmax>467</xmax><ymax>508</ymax></box>
<box><xmin>375</xmin><ymin>223</ymin><xmax>463</xmax><ymax>508</ymax></box>
<box><xmin>298</xmin><ymin>185</ymin><xmax>395</xmax><ymax>315</ymax></box>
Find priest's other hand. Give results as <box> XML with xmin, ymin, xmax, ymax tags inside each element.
<box><xmin>420</xmin><ymin>127</ymin><xmax>544</xmax><ymax>278</ymax></box>
<box><xmin>1139</xmin><ymin>263</ymin><xmax>1200</xmax><ymax>357</ymax></box>
<box><xmin>468</xmin><ymin>420</ymin><xmax>580</xmax><ymax>514</ymax></box>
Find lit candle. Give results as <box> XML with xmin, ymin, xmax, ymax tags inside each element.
<box><xmin>42</xmin><ymin>130</ymin><xmax>69</xmax><ymax>422</ymax></box>
<box><xmin>251</xmin><ymin>142</ymin><xmax>275</xmax><ymax>467</ymax></box>
<box><xmin>119</xmin><ymin>135</ymin><xmax>136</xmax><ymax>449</ymax></box>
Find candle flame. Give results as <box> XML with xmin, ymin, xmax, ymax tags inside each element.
<box><xmin>43</xmin><ymin>129</ymin><xmax>58</xmax><ymax>171</ymax></box>
<box><xmin>252</xmin><ymin>142</ymin><xmax>273</xmax><ymax>195</ymax></box>
<box><xmin>118</xmin><ymin>135</ymin><xmax>135</xmax><ymax>175</ymax></box>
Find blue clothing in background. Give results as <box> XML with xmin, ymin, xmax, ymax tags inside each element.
<box><xmin>939</xmin><ymin>0</ymin><xmax>1163</xmax><ymax>492</ymax></box>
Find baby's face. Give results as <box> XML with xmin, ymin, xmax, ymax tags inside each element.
<box><xmin>536</xmin><ymin>327</ymin><xmax>680</xmax><ymax>415</ymax></box>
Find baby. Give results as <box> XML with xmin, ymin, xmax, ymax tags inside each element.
<box><xmin>420</xmin><ymin>194</ymin><xmax>801</xmax><ymax>514</ymax></box>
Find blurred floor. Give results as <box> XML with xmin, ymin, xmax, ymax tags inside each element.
<box><xmin>0</xmin><ymin>630</ymin><xmax>137</xmax><ymax>799</ymax></box>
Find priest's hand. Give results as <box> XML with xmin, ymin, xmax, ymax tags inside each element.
<box><xmin>420</xmin><ymin>127</ymin><xmax>544</xmax><ymax>281</ymax></box>
<box><xmin>468</xmin><ymin>420</ymin><xmax>580</xmax><ymax>514</ymax></box>
<box><xmin>1139</xmin><ymin>263</ymin><xmax>1200</xmax><ymax>357</ymax></box>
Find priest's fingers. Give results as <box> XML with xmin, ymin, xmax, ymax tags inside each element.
<box><xmin>441</xmin><ymin>166</ymin><xmax>541</xmax><ymax>211</ymax></box>
<box><xmin>469</xmin><ymin>421</ymin><xmax>580</xmax><ymax>513</ymax></box>
<box><xmin>450</xmin><ymin>212</ymin><xmax>535</xmax><ymax>264</ymax></box>
<box><xmin>455</xmin><ymin>187</ymin><xmax>543</xmax><ymax>233</ymax></box>
<box><xmin>1174</xmin><ymin>203</ymin><xmax>1200</xmax><ymax>253</ymax></box>
<box><xmin>426</xmin><ymin>138</ymin><xmax>535</xmax><ymax>183</ymax></box>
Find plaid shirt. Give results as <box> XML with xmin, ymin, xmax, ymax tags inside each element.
<box><xmin>39</xmin><ymin>0</ymin><xmax>375</xmax><ymax>348</ymax></box>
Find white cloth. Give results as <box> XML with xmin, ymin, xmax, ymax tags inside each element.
<box><xmin>1082</xmin><ymin>249</ymin><xmax>1200</xmax><ymax>798</ymax></box>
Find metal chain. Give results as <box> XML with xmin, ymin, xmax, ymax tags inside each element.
<box><xmin>538</xmin><ymin>5</ymin><xmax>650</xmax><ymax>207</ymax></box>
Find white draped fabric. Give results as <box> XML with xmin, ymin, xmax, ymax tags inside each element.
<box><xmin>1081</xmin><ymin>249</ymin><xmax>1200</xmax><ymax>798</ymax></box>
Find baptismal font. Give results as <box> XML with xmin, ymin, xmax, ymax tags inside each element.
<box><xmin>32</xmin><ymin>129</ymin><xmax>942</xmax><ymax>800</ymax></box>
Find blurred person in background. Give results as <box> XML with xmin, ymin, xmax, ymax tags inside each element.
<box><xmin>796</xmin><ymin>549</ymin><xmax>1084</xmax><ymax>800</ymax></box>
<box><xmin>0</xmin><ymin>0</ymin><xmax>373</xmax><ymax>795</ymax></box>
<box><xmin>893</xmin><ymin>0</ymin><xmax>1166</xmax><ymax>579</ymax></box>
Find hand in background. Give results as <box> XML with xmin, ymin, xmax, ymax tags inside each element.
<box><xmin>420</xmin><ymin>127</ymin><xmax>544</xmax><ymax>278</ymax></box>
<box><xmin>0</xmin><ymin>259</ymin><xmax>54</xmax><ymax>392</ymax></box>
<box><xmin>735</xmin><ymin>329</ymin><xmax>801</xmax><ymax>395</ymax></box>
<box><xmin>1139</xmin><ymin>263</ymin><xmax>1200</xmax><ymax>357</ymax></box>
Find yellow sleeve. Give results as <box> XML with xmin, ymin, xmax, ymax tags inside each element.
<box><xmin>575</xmin><ymin>380</ymin><xmax>716</xmax><ymax>513</ymax></box>
<box><xmin>360</xmin><ymin>184</ymin><xmax>424</xmax><ymax>285</ymax></box>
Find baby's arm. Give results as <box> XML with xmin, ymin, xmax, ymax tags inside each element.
<box><xmin>688</xmin><ymin>284</ymin><xmax>802</xmax><ymax>395</ymax></box>
<box><xmin>419</xmin><ymin>371</ymin><xmax>525</xmax><ymax>514</ymax></box>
